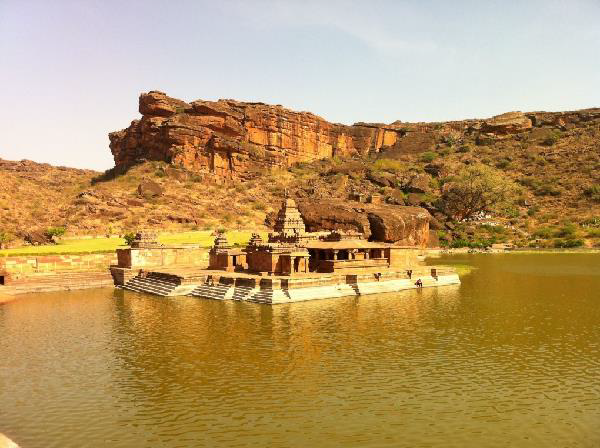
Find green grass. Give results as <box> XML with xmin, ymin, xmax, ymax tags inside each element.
<box><xmin>0</xmin><ymin>231</ymin><xmax>266</xmax><ymax>257</ymax></box>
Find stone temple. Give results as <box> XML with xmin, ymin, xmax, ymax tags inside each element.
<box><xmin>110</xmin><ymin>195</ymin><xmax>459</xmax><ymax>304</ymax></box>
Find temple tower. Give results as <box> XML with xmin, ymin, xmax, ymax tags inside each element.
<box><xmin>273</xmin><ymin>196</ymin><xmax>306</xmax><ymax>236</ymax></box>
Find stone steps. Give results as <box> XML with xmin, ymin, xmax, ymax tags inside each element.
<box><xmin>122</xmin><ymin>276</ymin><xmax>180</xmax><ymax>296</ymax></box>
<box><xmin>189</xmin><ymin>284</ymin><xmax>232</xmax><ymax>301</ymax></box>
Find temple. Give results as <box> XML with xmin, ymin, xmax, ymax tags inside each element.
<box><xmin>110</xmin><ymin>195</ymin><xmax>459</xmax><ymax>304</ymax></box>
<box><xmin>209</xmin><ymin>195</ymin><xmax>419</xmax><ymax>276</ymax></box>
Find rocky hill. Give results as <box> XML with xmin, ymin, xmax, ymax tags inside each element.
<box><xmin>1</xmin><ymin>92</ymin><xmax>599</xmax><ymax>249</ymax></box>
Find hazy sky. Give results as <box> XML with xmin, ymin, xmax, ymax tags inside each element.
<box><xmin>1</xmin><ymin>0</ymin><xmax>599</xmax><ymax>170</ymax></box>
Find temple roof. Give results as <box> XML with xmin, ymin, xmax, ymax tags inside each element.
<box><xmin>306</xmin><ymin>240</ymin><xmax>388</xmax><ymax>249</ymax></box>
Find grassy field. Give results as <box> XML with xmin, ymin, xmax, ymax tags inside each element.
<box><xmin>0</xmin><ymin>231</ymin><xmax>265</xmax><ymax>257</ymax></box>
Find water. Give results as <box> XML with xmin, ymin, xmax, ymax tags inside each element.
<box><xmin>1</xmin><ymin>253</ymin><xmax>599</xmax><ymax>447</ymax></box>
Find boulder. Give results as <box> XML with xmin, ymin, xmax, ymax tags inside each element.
<box><xmin>23</xmin><ymin>230</ymin><xmax>53</xmax><ymax>246</ymax></box>
<box><xmin>297</xmin><ymin>201</ymin><xmax>371</xmax><ymax>235</ymax></box>
<box><xmin>481</xmin><ymin>111</ymin><xmax>532</xmax><ymax>135</ymax></box>
<box><xmin>297</xmin><ymin>200</ymin><xmax>431</xmax><ymax>246</ymax></box>
<box><xmin>405</xmin><ymin>173</ymin><xmax>432</xmax><ymax>194</ymax></box>
<box><xmin>137</xmin><ymin>180</ymin><xmax>163</xmax><ymax>199</ymax></box>
<box><xmin>367</xmin><ymin>170</ymin><xmax>396</xmax><ymax>187</ymax></box>
<box><xmin>367</xmin><ymin>206</ymin><xmax>430</xmax><ymax>245</ymax></box>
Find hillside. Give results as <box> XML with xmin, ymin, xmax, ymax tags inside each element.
<box><xmin>1</xmin><ymin>92</ymin><xmax>599</xmax><ymax>249</ymax></box>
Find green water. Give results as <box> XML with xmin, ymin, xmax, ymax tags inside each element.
<box><xmin>1</xmin><ymin>254</ymin><xmax>599</xmax><ymax>447</ymax></box>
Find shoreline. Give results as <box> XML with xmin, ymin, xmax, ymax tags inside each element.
<box><xmin>425</xmin><ymin>248</ymin><xmax>600</xmax><ymax>257</ymax></box>
<box><xmin>1</xmin><ymin>249</ymin><xmax>598</xmax><ymax>302</ymax></box>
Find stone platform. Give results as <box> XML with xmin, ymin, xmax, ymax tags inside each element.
<box><xmin>117</xmin><ymin>266</ymin><xmax>460</xmax><ymax>305</ymax></box>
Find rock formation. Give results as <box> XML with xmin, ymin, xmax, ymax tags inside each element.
<box><xmin>110</xmin><ymin>91</ymin><xmax>600</xmax><ymax>180</ymax></box>
<box><xmin>109</xmin><ymin>91</ymin><xmax>404</xmax><ymax>180</ymax></box>
<box><xmin>297</xmin><ymin>201</ymin><xmax>431</xmax><ymax>246</ymax></box>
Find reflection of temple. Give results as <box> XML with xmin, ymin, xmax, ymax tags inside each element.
<box><xmin>209</xmin><ymin>196</ymin><xmax>419</xmax><ymax>276</ymax></box>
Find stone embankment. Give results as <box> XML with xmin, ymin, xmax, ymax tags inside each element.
<box><xmin>0</xmin><ymin>253</ymin><xmax>117</xmax><ymax>296</ymax></box>
<box><xmin>109</xmin><ymin>90</ymin><xmax>600</xmax><ymax>179</ymax></box>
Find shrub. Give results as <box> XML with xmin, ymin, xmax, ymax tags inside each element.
<box><xmin>495</xmin><ymin>159</ymin><xmax>511</xmax><ymax>169</ymax></box>
<box><xmin>46</xmin><ymin>226</ymin><xmax>66</xmax><ymax>239</ymax></box>
<box><xmin>532</xmin><ymin>227</ymin><xmax>553</xmax><ymax>239</ymax></box>
<box><xmin>252</xmin><ymin>201</ymin><xmax>266</xmax><ymax>211</ymax></box>
<box><xmin>527</xmin><ymin>205</ymin><xmax>540</xmax><ymax>216</ymax></box>
<box><xmin>371</xmin><ymin>158</ymin><xmax>404</xmax><ymax>173</ymax></box>
<box><xmin>554</xmin><ymin>223</ymin><xmax>576</xmax><ymax>238</ymax></box>
<box><xmin>457</xmin><ymin>145</ymin><xmax>471</xmax><ymax>153</ymax></box>
<box><xmin>123</xmin><ymin>232</ymin><xmax>136</xmax><ymax>246</ymax></box>
<box><xmin>504</xmin><ymin>207</ymin><xmax>520</xmax><ymax>219</ymax></box>
<box><xmin>0</xmin><ymin>231</ymin><xmax>15</xmax><ymax>249</ymax></box>
<box><xmin>586</xmin><ymin>228</ymin><xmax>600</xmax><ymax>238</ymax></box>
<box><xmin>583</xmin><ymin>184</ymin><xmax>600</xmax><ymax>202</ymax></box>
<box><xmin>553</xmin><ymin>238</ymin><xmax>583</xmax><ymax>248</ymax></box>
<box><xmin>542</xmin><ymin>131</ymin><xmax>562</xmax><ymax>146</ymax></box>
<box><xmin>420</xmin><ymin>151</ymin><xmax>437</xmax><ymax>163</ymax></box>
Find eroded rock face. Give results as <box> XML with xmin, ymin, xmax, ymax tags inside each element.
<box><xmin>110</xmin><ymin>92</ymin><xmax>600</xmax><ymax>179</ymax></box>
<box><xmin>110</xmin><ymin>91</ymin><xmax>404</xmax><ymax>179</ymax></box>
<box><xmin>297</xmin><ymin>201</ymin><xmax>431</xmax><ymax>246</ymax></box>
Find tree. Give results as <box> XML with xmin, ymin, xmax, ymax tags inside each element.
<box><xmin>438</xmin><ymin>164</ymin><xmax>518</xmax><ymax>221</ymax></box>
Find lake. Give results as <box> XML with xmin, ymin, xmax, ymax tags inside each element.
<box><xmin>1</xmin><ymin>253</ymin><xmax>599</xmax><ymax>447</ymax></box>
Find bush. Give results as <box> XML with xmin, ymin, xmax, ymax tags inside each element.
<box><xmin>420</xmin><ymin>151</ymin><xmax>437</xmax><ymax>163</ymax></box>
<box><xmin>46</xmin><ymin>226</ymin><xmax>66</xmax><ymax>239</ymax></box>
<box><xmin>371</xmin><ymin>158</ymin><xmax>404</xmax><ymax>173</ymax></box>
<box><xmin>542</xmin><ymin>131</ymin><xmax>562</xmax><ymax>146</ymax></box>
<box><xmin>123</xmin><ymin>232</ymin><xmax>136</xmax><ymax>246</ymax></box>
<box><xmin>586</xmin><ymin>228</ymin><xmax>600</xmax><ymax>238</ymax></box>
<box><xmin>554</xmin><ymin>223</ymin><xmax>576</xmax><ymax>238</ymax></box>
<box><xmin>583</xmin><ymin>184</ymin><xmax>600</xmax><ymax>202</ymax></box>
<box><xmin>532</xmin><ymin>227</ymin><xmax>553</xmax><ymax>239</ymax></box>
<box><xmin>495</xmin><ymin>159</ymin><xmax>511</xmax><ymax>169</ymax></box>
<box><xmin>252</xmin><ymin>201</ymin><xmax>266</xmax><ymax>211</ymax></box>
<box><xmin>0</xmin><ymin>231</ymin><xmax>15</xmax><ymax>249</ymax></box>
<box><xmin>456</xmin><ymin>145</ymin><xmax>471</xmax><ymax>153</ymax></box>
<box><xmin>553</xmin><ymin>238</ymin><xmax>583</xmax><ymax>248</ymax></box>
<box><xmin>527</xmin><ymin>205</ymin><xmax>540</xmax><ymax>216</ymax></box>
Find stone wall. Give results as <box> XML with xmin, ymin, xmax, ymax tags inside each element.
<box><xmin>0</xmin><ymin>253</ymin><xmax>117</xmax><ymax>282</ymax></box>
<box><xmin>115</xmin><ymin>246</ymin><xmax>208</xmax><ymax>269</ymax></box>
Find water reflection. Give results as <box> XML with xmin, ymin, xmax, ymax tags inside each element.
<box><xmin>1</xmin><ymin>255</ymin><xmax>599</xmax><ymax>447</ymax></box>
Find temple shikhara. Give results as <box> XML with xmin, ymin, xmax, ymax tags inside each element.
<box><xmin>110</xmin><ymin>195</ymin><xmax>459</xmax><ymax>304</ymax></box>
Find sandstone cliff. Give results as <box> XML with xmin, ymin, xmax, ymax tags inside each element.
<box><xmin>110</xmin><ymin>91</ymin><xmax>600</xmax><ymax>180</ymax></box>
<box><xmin>109</xmin><ymin>91</ymin><xmax>404</xmax><ymax>179</ymax></box>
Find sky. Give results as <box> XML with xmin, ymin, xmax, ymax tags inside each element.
<box><xmin>1</xmin><ymin>0</ymin><xmax>599</xmax><ymax>171</ymax></box>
